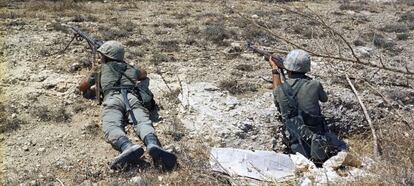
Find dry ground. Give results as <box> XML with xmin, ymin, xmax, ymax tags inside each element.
<box><xmin>0</xmin><ymin>0</ymin><xmax>413</xmax><ymax>185</ymax></box>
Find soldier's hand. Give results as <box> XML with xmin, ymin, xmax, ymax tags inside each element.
<box><xmin>267</xmin><ymin>56</ymin><xmax>278</xmax><ymax>69</ymax></box>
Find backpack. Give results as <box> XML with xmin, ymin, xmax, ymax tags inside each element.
<box><xmin>108</xmin><ymin>62</ymin><xmax>157</xmax><ymax>111</ymax></box>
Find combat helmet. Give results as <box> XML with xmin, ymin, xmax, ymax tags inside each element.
<box><xmin>97</xmin><ymin>40</ymin><xmax>125</xmax><ymax>61</ymax></box>
<box><xmin>284</xmin><ymin>49</ymin><xmax>311</xmax><ymax>73</ymax></box>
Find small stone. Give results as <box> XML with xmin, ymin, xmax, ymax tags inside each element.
<box><xmin>130</xmin><ymin>176</ymin><xmax>145</xmax><ymax>185</ymax></box>
<box><xmin>251</xmin><ymin>14</ymin><xmax>259</xmax><ymax>19</ymax></box>
<box><xmin>23</xmin><ymin>145</ymin><xmax>29</xmax><ymax>151</ymax></box>
<box><xmin>37</xmin><ymin>147</ymin><xmax>46</xmax><ymax>153</ymax></box>
<box><xmin>69</xmin><ymin>62</ymin><xmax>81</xmax><ymax>72</ymax></box>
<box><xmin>11</xmin><ymin>113</ymin><xmax>17</xmax><ymax>119</ymax></box>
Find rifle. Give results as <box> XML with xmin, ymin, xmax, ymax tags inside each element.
<box><xmin>61</xmin><ymin>26</ymin><xmax>105</xmax><ymax>104</ymax></box>
<box><xmin>246</xmin><ymin>42</ymin><xmax>285</xmax><ymax>77</ymax></box>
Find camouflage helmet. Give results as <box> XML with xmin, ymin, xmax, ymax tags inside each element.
<box><xmin>284</xmin><ymin>49</ymin><xmax>311</xmax><ymax>73</ymax></box>
<box><xmin>97</xmin><ymin>40</ymin><xmax>125</xmax><ymax>61</ymax></box>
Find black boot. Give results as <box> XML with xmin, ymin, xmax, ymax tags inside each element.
<box><xmin>144</xmin><ymin>133</ymin><xmax>177</xmax><ymax>171</ymax></box>
<box><xmin>110</xmin><ymin>136</ymin><xmax>144</xmax><ymax>169</ymax></box>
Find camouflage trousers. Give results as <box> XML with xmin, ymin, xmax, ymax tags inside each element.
<box><xmin>101</xmin><ymin>91</ymin><xmax>155</xmax><ymax>146</ymax></box>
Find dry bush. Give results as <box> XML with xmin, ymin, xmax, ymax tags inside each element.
<box><xmin>71</xmin><ymin>14</ymin><xmax>98</xmax><ymax>22</ymax></box>
<box><xmin>218</xmin><ymin>79</ymin><xmax>258</xmax><ymax>95</ymax></box>
<box><xmin>338</xmin><ymin>1</ymin><xmax>368</xmax><ymax>12</ymax></box>
<box><xmin>25</xmin><ymin>0</ymin><xmax>82</xmax><ymax>12</ymax></box>
<box><xmin>399</xmin><ymin>11</ymin><xmax>414</xmax><ymax>22</ymax></box>
<box><xmin>380</xmin><ymin>23</ymin><xmax>409</xmax><ymax>33</ymax></box>
<box><xmin>0</xmin><ymin>104</ymin><xmax>25</xmax><ymax>133</ymax></box>
<box><xmin>158</xmin><ymin>40</ymin><xmax>180</xmax><ymax>52</ymax></box>
<box><xmin>203</xmin><ymin>24</ymin><xmax>230</xmax><ymax>46</ymax></box>
<box><xmin>125</xmin><ymin>37</ymin><xmax>150</xmax><ymax>47</ymax></box>
<box><xmin>31</xmin><ymin>105</ymin><xmax>72</xmax><ymax>122</ymax></box>
<box><xmin>151</xmin><ymin>53</ymin><xmax>176</xmax><ymax>64</ymax></box>
<box><xmin>396</xmin><ymin>33</ymin><xmax>410</xmax><ymax>40</ymax></box>
<box><xmin>49</xmin><ymin>22</ymin><xmax>68</xmax><ymax>33</ymax></box>
<box><xmin>235</xmin><ymin>64</ymin><xmax>254</xmax><ymax>71</ymax></box>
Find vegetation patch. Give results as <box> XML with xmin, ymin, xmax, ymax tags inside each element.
<box><xmin>31</xmin><ymin>105</ymin><xmax>72</xmax><ymax>123</ymax></box>
<box><xmin>380</xmin><ymin>24</ymin><xmax>409</xmax><ymax>33</ymax></box>
<box><xmin>218</xmin><ymin>79</ymin><xmax>258</xmax><ymax>95</ymax></box>
<box><xmin>158</xmin><ymin>40</ymin><xmax>180</xmax><ymax>52</ymax></box>
<box><xmin>203</xmin><ymin>24</ymin><xmax>230</xmax><ymax>46</ymax></box>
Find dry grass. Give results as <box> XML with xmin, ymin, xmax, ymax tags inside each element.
<box><xmin>218</xmin><ymin>79</ymin><xmax>258</xmax><ymax>95</ymax></box>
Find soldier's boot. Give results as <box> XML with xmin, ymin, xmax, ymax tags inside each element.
<box><xmin>110</xmin><ymin>136</ymin><xmax>144</xmax><ymax>169</ymax></box>
<box><xmin>144</xmin><ymin>133</ymin><xmax>177</xmax><ymax>171</ymax></box>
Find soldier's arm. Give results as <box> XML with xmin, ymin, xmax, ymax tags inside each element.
<box><xmin>79</xmin><ymin>72</ymin><xmax>97</xmax><ymax>93</ymax></box>
<box><xmin>137</xmin><ymin>68</ymin><xmax>148</xmax><ymax>81</ymax></box>
<box><xmin>268</xmin><ymin>57</ymin><xmax>282</xmax><ymax>90</ymax></box>
<box><xmin>318</xmin><ymin>83</ymin><xmax>328</xmax><ymax>102</ymax></box>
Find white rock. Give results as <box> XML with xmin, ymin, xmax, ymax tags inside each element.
<box><xmin>37</xmin><ymin>147</ymin><xmax>46</xmax><ymax>153</ymax></box>
<box><xmin>130</xmin><ymin>176</ymin><xmax>145</xmax><ymax>185</ymax></box>
<box><xmin>290</xmin><ymin>153</ymin><xmax>316</xmax><ymax>172</ymax></box>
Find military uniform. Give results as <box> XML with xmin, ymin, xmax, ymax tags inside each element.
<box><xmin>273</xmin><ymin>74</ymin><xmax>327</xmax><ymax>133</ymax></box>
<box><xmin>91</xmin><ymin>61</ymin><xmax>155</xmax><ymax>146</ymax></box>
<box><xmin>82</xmin><ymin>41</ymin><xmax>176</xmax><ymax>170</ymax></box>
<box><xmin>271</xmin><ymin>49</ymin><xmax>346</xmax><ymax>163</ymax></box>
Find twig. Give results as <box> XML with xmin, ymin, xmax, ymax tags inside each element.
<box><xmin>363</xmin><ymin>80</ymin><xmax>413</xmax><ymax>130</ymax></box>
<box><xmin>345</xmin><ymin>74</ymin><xmax>381</xmax><ymax>157</ymax></box>
<box><xmin>155</xmin><ymin>66</ymin><xmax>173</xmax><ymax>92</ymax></box>
<box><xmin>56</xmin><ymin>178</ymin><xmax>65</xmax><ymax>186</ymax></box>
<box><xmin>228</xmin><ymin>4</ymin><xmax>413</xmax><ymax>75</ymax></box>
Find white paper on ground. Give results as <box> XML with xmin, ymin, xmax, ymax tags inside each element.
<box><xmin>210</xmin><ymin>148</ymin><xmax>295</xmax><ymax>181</ymax></box>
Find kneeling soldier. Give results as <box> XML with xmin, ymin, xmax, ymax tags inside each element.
<box><xmin>269</xmin><ymin>49</ymin><xmax>347</xmax><ymax>164</ymax></box>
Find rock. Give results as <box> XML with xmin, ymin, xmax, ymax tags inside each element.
<box><xmin>130</xmin><ymin>176</ymin><xmax>145</xmax><ymax>186</ymax></box>
<box><xmin>69</xmin><ymin>62</ymin><xmax>81</xmax><ymax>72</ymax></box>
<box><xmin>225</xmin><ymin>97</ymin><xmax>239</xmax><ymax>110</ymax></box>
<box><xmin>37</xmin><ymin>147</ymin><xmax>46</xmax><ymax>153</ymax></box>
<box><xmin>203</xmin><ymin>84</ymin><xmax>219</xmax><ymax>91</ymax></box>
<box><xmin>55</xmin><ymin>83</ymin><xmax>68</xmax><ymax>93</ymax></box>
<box><xmin>23</xmin><ymin>145</ymin><xmax>29</xmax><ymax>151</ymax></box>
<box><xmin>298</xmin><ymin>176</ymin><xmax>312</xmax><ymax>186</ymax></box>
<box><xmin>80</xmin><ymin>179</ymin><xmax>93</xmax><ymax>186</ymax></box>
<box><xmin>251</xmin><ymin>14</ymin><xmax>259</xmax><ymax>19</ymax></box>
<box><xmin>290</xmin><ymin>153</ymin><xmax>316</xmax><ymax>172</ymax></box>
<box><xmin>223</xmin><ymin>42</ymin><xmax>242</xmax><ymax>54</ymax></box>
<box><xmin>355</xmin><ymin>46</ymin><xmax>373</xmax><ymax>58</ymax></box>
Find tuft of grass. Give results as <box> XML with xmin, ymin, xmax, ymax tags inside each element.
<box><xmin>397</xmin><ymin>33</ymin><xmax>410</xmax><ymax>40</ymax></box>
<box><xmin>158</xmin><ymin>40</ymin><xmax>180</xmax><ymax>52</ymax></box>
<box><xmin>151</xmin><ymin>53</ymin><xmax>176</xmax><ymax>64</ymax></box>
<box><xmin>25</xmin><ymin>0</ymin><xmax>82</xmax><ymax>12</ymax></box>
<box><xmin>203</xmin><ymin>24</ymin><xmax>230</xmax><ymax>46</ymax></box>
<box><xmin>125</xmin><ymin>37</ymin><xmax>150</xmax><ymax>47</ymax></box>
<box><xmin>49</xmin><ymin>22</ymin><xmax>68</xmax><ymax>33</ymax></box>
<box><xmin>380</xmin><ymin>24</ymin><xmax>409</xmax><ymax>33</ymax></box>
<box><xmin>399</xmin><ymin>11</ymin><xmax>414</xmax><ymax>22</ymax></box>
<box><xmin>235</xmin><ymin>64</ymin><xmax>253</xmax><ymax>71</ymax></box>
<box><xmin>218</xmin><ymin>79</ymin><xmax>258</xmax><ymax>95</ymax></box>
<box><xmin>338</xmin><ymin>1</ymin><xmax>368</xmax><ymax>12</ymax></box>
<box><xmin>31</xmin><ymin>105</ymin><xmax>72</xmax><ymax>123</ymax></box>
<box><xmin>71</xmin><ymin>14</ymin><xmax>97</xmax><ymax>22</ymax></box>
<box><xmin>0</xmin><ymin>104</ymin><xmax>25</xmax><ymax>133</ymax></box>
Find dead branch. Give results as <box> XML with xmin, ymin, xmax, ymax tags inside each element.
<box><xmin>345</xmin><ymin>74</ymin><xmax>381</xmax><ymax>157</ymax></box>
<box><xmin>228</xmin><ymin>4</ymin><xmax>413</xmax><ymax>75</ymax></box>
<box><xmin>363</xmin><ymin>80</ymin><xmax>413</xmax><ymax>130</ymax></box>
